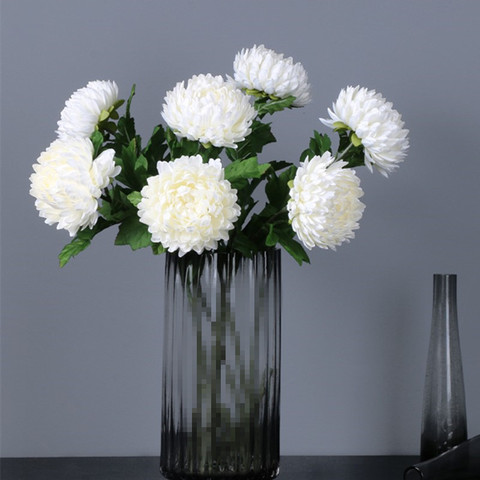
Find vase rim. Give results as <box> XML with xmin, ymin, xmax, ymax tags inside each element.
<box><xmin>166</xmin><ymin>248</ymin><xmax>281</xmax><ymax>259</ymax></box>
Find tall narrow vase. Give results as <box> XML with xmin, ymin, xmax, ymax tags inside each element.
<box><xmin>420</xmin><ymin>274</ymin><xmax>467</xmax><ymax>461</ymax></box>
<box><xmin>160</xmin><ymin>250</ymin><xmax>281</xmax><ymax>480</ymax></box>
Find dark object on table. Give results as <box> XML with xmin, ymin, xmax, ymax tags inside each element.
<box><xmin>420</xmin><ymin>274</ymin><xmax>468</xmax><ymax>461</ymax></box>
<box><xmin>404</xmin><ymin>435</ymin><xmax>480</xmax><ymax>479</ymax></box>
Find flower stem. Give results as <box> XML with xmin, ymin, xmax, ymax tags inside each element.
<box><xmin>335</xmin><ymin>141</ymin><xmax>354</xmax><ymax>162</ymax></box>
<box><xmin>266</xmin><ymin>207</ymin><xmax>288</xmax><ymax>224</ymax></box>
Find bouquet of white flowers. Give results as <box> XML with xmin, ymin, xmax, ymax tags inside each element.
<box><xmin>30</xmin><ymin>45</ymin><xmax>409</xmax><ymax>267</ymax></box>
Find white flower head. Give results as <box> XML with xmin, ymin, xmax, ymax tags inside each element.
<box><xmin>137</xmin><ymin>155</ymin><xmax>241</xmax><ymax>256</ymax></box>
<box><xmin>30</xmin><ymin>138</ymin><xmax>120</xmax><ymax>236</ymax></box>
<box><xmin>320</xmin><ymin>86</ymin><xmax>409</xmax><ymax>176</ymax></box>
<box><xmin>56</xmin><ymin>80</ymin><xmax>119</xmax><ymax>140</ymax></box>
<box><xmin>233</xmin><ymin>44</ymin><xmax>312</xmax><ymax>107</ymax></box>
<box><xmin>287</xmin><ymin>152</ymin><xmax>365</xmax><ymax>250</ymax></box>
<box><xmin>161</xmin><ymin>74</ymin><xmax>256</xmax><ymax>148</ymax></box>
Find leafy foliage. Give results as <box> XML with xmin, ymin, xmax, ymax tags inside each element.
<box><xmin>58</xmin><ymin>218</ymin><xmax>113</xmax><ymax>267</ymax></box>
<box><xmin>57</xmin><ymin>83</ymin><xmax>360</xmax><ymax>267</ymax></box>
<box><xmin>337</xmin><ymin>129</ymin><xmax>366</xmax><ymax>168</ymax></box>
<box><xmin>114</xmin><ymin>214</ymin><xmax>152</xmax><ymax>251</ymax></box>
<box><xmin>226</xmin><ymin>120</ymin><xmax>276</xmax><ymax>161</ymax></box>
<box><xmin>299</xmin><ymin>130</ymin><xmax>332</xmax><ymax>162</ymax></box>
<box><xmin>253</xmin><ymin>95</ymin><xmax>296</xmax><ymax>118</ymax></box>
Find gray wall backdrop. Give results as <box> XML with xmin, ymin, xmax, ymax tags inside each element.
<box><xmin>1</xmin><ymin>0</ymin><xmax>479</xmax><ymax>457</ymax></box>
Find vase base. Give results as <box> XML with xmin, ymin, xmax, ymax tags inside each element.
<box><xmin>420</xmin><ymin>431</ymin><xmax>467</xmax><ymax>461</ymax></box>
<box><xmin>160</xmin><ymin>466</ymin><xmax>279</xmax><ymax>480</ymax></box>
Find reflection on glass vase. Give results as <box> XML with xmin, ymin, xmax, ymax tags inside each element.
<box><xmin>160</xmin><ymin>250</ymin><xmax>281</xmax><ymax>480</ymax></box>
<box><xmin>420</xmin><ymin>274</ymin><xmax>467</xmax><ymax>461</ymax></box>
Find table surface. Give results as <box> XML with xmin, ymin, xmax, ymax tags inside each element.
<box><xmin>1</xmin><ymin>455</ymin><xmax>419</xmax><ymax>480</ymax></box>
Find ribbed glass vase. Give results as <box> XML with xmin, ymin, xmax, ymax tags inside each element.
<box><xmin>420</xmin><ymin>274</ymin><xmax>467</xmax><ymax>461</ymax></box>
<box><xmin>160</xmin><ymin>250</ymin><xmax>281</xmax><ymax>480</ymax></box>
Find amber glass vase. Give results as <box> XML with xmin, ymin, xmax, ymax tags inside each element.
<box><xmin>160</xmin><ymin>250</ymin><xmax>281</xmax><ymax>480</ymax></box>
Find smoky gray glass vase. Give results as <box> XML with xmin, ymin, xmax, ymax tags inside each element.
<box><xmin>160</xmin><ymin>250</ymin><xmax>281</xmax><ymax>480</ymax></box>
<box><xmin>420</xmin><ymin>274</ymin><xmax>467</xmax><ymax>461</ymax></box>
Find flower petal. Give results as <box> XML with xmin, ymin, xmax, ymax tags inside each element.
<box><xmin>137</xmin><ymin>155</ymin><xmax>241</xmax><ymax>255</ymax></box>
<box><xmin>287</xmin><ymin>153</ymin><xmax>365</xmax><ymax>250</ymax></box>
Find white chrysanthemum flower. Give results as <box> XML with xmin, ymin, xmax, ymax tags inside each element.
<box><xmin>56</xmin><ymin>80</ymin><xmax>119</xmax><ymax>140</ymax></box>
<box><xmin>287</xmin><ymin>152</ymin><xmax>365</xmax><ymax>250</ymax></box>
<box><xmin>161</xmin><ymin>74</ymin><xmax>256</xmax><ymax>148</ymax></box>
<box><xmin>30</xmin><ymin>138</ymin><xmax>120</xmax><ymax>236</ymax></box>
<box><xmin>137</xmin><ymin>155</ymin><xmax>241</xmax><ymax>256</ymax></box>
<box><xmin>233</xmin><ymin>44</ymin><xmax>312</xmax><ymax>107</ymax></box>
<box><xmin>320</xmin><ymin>85</ymin><xmax>409</xmax><ymax>176</ymax></box>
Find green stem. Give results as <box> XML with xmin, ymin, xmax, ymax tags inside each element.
<box><xmin>266</xmin><ymin>207</ymin><xmax>288</xmax><ymax>225</ymax></box>
<box><xmin>335</xmin><ymin>141</ymin><xmax>354</xmax><ymax>162</ymax></box>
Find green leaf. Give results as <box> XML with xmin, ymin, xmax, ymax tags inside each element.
<box><xmin>110</xmin><ymin>85</ymin><xmax>138</xmax><ymax>154</ymax></box>
<box><xmin>127</xmin><ymin>191</ymin><xmax>142</xmax><ymax>207</ymax></box>
<box><xmin>276</xmin><ymin>232</ymin><xmax>310</xmax><ymax>266</ymax></box>
<box><xmin>90</xmin><ymin>130</ymin><xmax>104</xmax><ymax>157</ymax></box>
<box><xmin>265</xmin><ymin>166</ymin><xmax>297</xmax><ymax>209</ymax></box>
<box><xmin>337</xmin><ymin>130</ymin><xmax>365</xmax><ymax>168</ymax></box>
<box><xmin>231</xmin><ymin>232</ymin><xmax>257</xmax><ymax>257</ymax></box>
<box><xmin>300</xmin><ymin>131</ymin><xmax>332</xmax><ymax>162</ymax></box>
<box><xmin>152</xmin><ymin>243</ymin><xmax>166</xmax><ymax>255</ymax></box>
<box><xmin>114</xmin><ymin>116</ymin><xmax>136</xmax><ymax>153</ymax></box>
<box><xmin>97</xmin><ymin>201</ymin><xmax>127</xmax><ymax>222</ymax></box>
<box><xmin>97</xmin><ymin>185</ymin><xmax>135</xmax><ymax>223</ymax></box>
<box><xmin>134</xmin><ymin>154</ymin><xmax>148</xmax><ymax>176</ymax></box>
<box><xmin>126</xmin><ymin>84</ymin><xmax>136</xmax><ymax>118</ymax></box>
<box><xmin>58</xmin><ymin>218</ymin><xmax>112</xmax><ymax>267</ymax></box>
<box><xmin>269</xmin><ymin>160</ymin><xmax>291</xmax><ymax>172</ymax></box>
<box><xmin>59</xmin><ymin>238</ymin><xmax>92</xmax><ymax>268</ymax></box>
<box><xmin>265</xmin><ymin>224</ymin><xmax>279</xmax><ymax>247</ymax></box>
<box><xmin>198</xmin><ymin>144</ymin><xmax>223</xmax><ymax>163</ymax></box>
<box><xmin>102</xmin><ymin>121</ymin><xmax>117</xmax><ymax>134</ymax></box>
<box><xmin>228</xmin><ymin>120</ymin><xmax>276</xmax><ymax>160</ymax></box>
<box><xmin>254</xmin><ymin>96</ymin><xmax>296</xmax><ymax>117</ymax></box>
<box><xmin>114</xmin><ymin>215</ymin><xmax>151</xmax><ymax>251</ymax></box>
<box><xmin>142</xmin><ymin>125</ymin><xmax>168</xmax><ymax>173</ymax></box>
<box><xmin>115</xmin><ymin>139</ymin><xmax>144</xmax><ymax>190</ymax></box>
<box><xmin>232</xmin><ymin>192</ymin><xmax>257</xmax><ymax>232</ymax></box>
<box><xmin>165</xmin><ymin>128</ymin><xmax>201</xmax><ymax>159</ymax></box>
<box><xmin>299</xmin><ymin>148</ymin><xmax>311</xmax><ymax>163</ymax></box>
<box><xmin>314</xmin><ymin>130</ymin><xmax>332</xmax><ymax>153</ymax></box>
<box><xmin>224</xmin><ymin>157</ymin><xmax>270</xmax><ymax>187</ymax></box>
<box><xmin>229</xmin><ymin>177</ymin><xmax>249</xmax><ymax>191</ymax></box>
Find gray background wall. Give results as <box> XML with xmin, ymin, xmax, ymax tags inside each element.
<box><xmin>1</xmin><ymin>0</ymin><xmax>479</xmax><ymax>457</ymax></box>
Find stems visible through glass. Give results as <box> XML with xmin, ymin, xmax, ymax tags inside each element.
<box><xmin>161</xmin><ymin>250</ymin><xmax>281</xmax><ymax>479</ymax></box>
